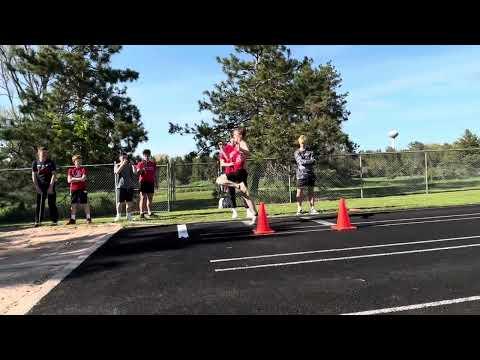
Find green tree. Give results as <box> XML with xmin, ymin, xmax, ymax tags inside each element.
<box><xmin>169</xmin><ymin>45</ymin><xmax>356</xmax><ymax>163</ymax></box>
<box><xmin>454</xmin><ymin>129</ymin><xmax>480</xmax><ymax>148</ymax></box>
<box><xmin>0</xmin><ymin>45</ymin><xmax>147</xmax><ymax>166</ymax></box>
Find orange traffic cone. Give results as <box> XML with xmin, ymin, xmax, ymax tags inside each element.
<box><xmin>331</xmin><ymin>198</ymin><xmax>357</xmax><ymax>231</ymax></box>
<box><xmin>253</xmin><ymin>202</ymin><xmax>275</xmax><ymax>235</ymax></box>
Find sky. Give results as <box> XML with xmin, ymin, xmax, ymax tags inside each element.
<box><xmin>4</xmin><ymin>45</ymin><xmax>480</xmax><ymax>156</ymax></box>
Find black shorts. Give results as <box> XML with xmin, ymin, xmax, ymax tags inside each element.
<box><xmin>140</xmin><ymin>181</ymin><xmax>155</xmax><ymax>194</ymax></box>
<box><xmin>119</xmin><ymin>188</ymin><xmax>134</xmax><ymax>202</ymax></box>
<box><xmin>297</xmin><ymin>176</ymin><xmax>315</xmax><ymax>188</ymax></box>
<box><xmin>71</xmin><ymin>190</ymin><xmax>88</xmax><ymax>204</ymax></box>
<box><xmin>226</xmin><ymin>169</ymin><xmax>248</xmax><ymax>184</ymax></box>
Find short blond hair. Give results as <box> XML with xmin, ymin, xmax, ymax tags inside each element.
<box><xmin>298</xmin><ymin>135</ymin><xmax>307</xmax><ymax>145</ymax></box>
<box><xmin>72</xmin><ymin>154</ymin><xmax>82</xmax><ymax>162</ymax></box>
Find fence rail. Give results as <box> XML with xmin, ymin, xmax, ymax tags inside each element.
<box><xmin>1</xmin><ymin>148</ymin><xmax>480</xmax><ymax>223</ymax></box>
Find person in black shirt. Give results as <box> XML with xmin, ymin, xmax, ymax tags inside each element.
<box><xmin>32</xmin><ymin>146</ymin><xmax>59</xmax><ymax>226</ymax></box>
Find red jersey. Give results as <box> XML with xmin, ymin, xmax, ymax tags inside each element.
<box><xmin>68</xmin><ymin>166</ymin><xmax>87</xmax><ymax>191</ymax></box>
<box><xmin>136</xmin><ymin>160</ymin><xmax>156</xmax><ymax>183</ymax></box>
<box><xmin>230</xmin><ymin>146</ymin><xmax>246</xmax><ymax>172</ymax></box>
<box><xmin>220</xmin><ymin>144</ymin><xmax>235</xmax><ymax>174</ymax></box>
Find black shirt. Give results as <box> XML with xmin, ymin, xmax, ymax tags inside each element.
<box><xmin>32</xmin><ymin>159</ymin><xmax>56</xmax><ymax>186</ymax></box>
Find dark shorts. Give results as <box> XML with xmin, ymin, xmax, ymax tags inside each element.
<box><xmin>297</xmin><ymin>175</ymin><xmax>315</xmax><ymax>188</ymax></box>
<box><xmin>119</xmin><ymin>188</ymin><xmax>134</xmax><ymax>202</ymax></box>
<box><xmin>226</xmin><ymin>169</ymin><xmax>248</xmax><ymax>184</ymax></box>
<box><xmin>71</xmin><ymin>190</ymin><xmax>88</xmax><ymax>204</ymax></box>
<box><xmin>140</xmin><ymin>181</ymin><xmax>155</xmax><ymax>194</ymax></box>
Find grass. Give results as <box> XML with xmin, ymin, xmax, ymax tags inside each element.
<box><xmin>6</xmin><ymin>188</ymin><xmax>477</xmax><ymax>230</ymax></box>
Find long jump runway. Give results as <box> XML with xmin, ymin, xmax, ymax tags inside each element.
<box><xmin>28</xmin><ymin>204</ymin><xmax>480</xmax><ymax>314</ymax></box>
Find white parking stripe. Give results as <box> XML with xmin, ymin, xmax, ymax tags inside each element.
<box><xmin>177</xmin><ymin>224</ymin><xmax>189</xmax><ymax>239</ymax></box>
<box><xmin>210</xmin><ymin>234</ymin><xmax>480</xmax><ymax>263</ymax></box>
<box><xmin>342</xmin><ymin>295</ymin><xmax>480</xmax><ymax>315</ymax></box>
<box><xmin>214</xmin><ymin>242</ymin><xmax>480</xmax><ymax>272</ymax></box>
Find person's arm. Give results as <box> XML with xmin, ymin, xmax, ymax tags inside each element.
<box><xmin>48</xmin><ymin>162</ymin><xmax>56</xmax><ymax>193</ymax></box>
<box><xmin>220</xmin><ymin>159</ymin><xmax>234</xmax><ymax>168</ymax></box>
<box><xmin>238</xmin><ymin>141</ymin><xmax>250</xmax><ymax>158</ymax></box>
<box><xmin>114</xmin><ymin>160</ymin><xmax>126</xmax><ymax>174</ymax></box>
<box><xmin>32</xmin><ymin>162</ymin><xmax>41</xmax><ymax>192</ymax></box>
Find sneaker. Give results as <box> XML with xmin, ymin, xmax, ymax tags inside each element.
<box><xmin>86</xmin><ymin>218</ymin><xmax>92</xmax><ymax>224</ymax></box>
<box><xmin>296</xmin><ymin>209</ymin><xmax>305</xmax><ymax>216</ymax></box>
<box><xmin>66</xmin><ymin>218</ymin><xmax>76</xmax><ymax>225</ymax></box>
<box><xmin>140</xmin><ymin>213</ymin><xmax>146</xmax><ymax>220</ymax></box>
<box><xmin>231</xmin><ymin>209</ymin><xmax>238</xmax><ymax>219</ymax></box>
<box><xmin>148</xmin><ymin>212</ymin><xmax>156</xmax><ymax>217</ymax></box>
<box><xmin>51</xmin><ymin>221</ymin><xmax>58</xmax><ymax>226</ymax></box>
<box><xmin>114</xmin><ymin>215</ymin><xmax>121</xmax><ymax>222</ymax></box>
<box><xmin>309</xmin><ymin>208</ymin><xmax>319</xmax><ymax>215</ymax></box>
<box><xmin>34</xmin><ymin>222</ymin><xmax>40</xmax><ymax>228</ymax></box>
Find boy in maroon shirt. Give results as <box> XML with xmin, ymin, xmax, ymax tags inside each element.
<box><xmin>135</xmin><ymin>149</ymin><xmax>157</xmax><ymax>219</ymax></box>
<box><xmin>66</xmin><ymin>155</ymin><xmax>92</xmax><ymax>224</ymax></box>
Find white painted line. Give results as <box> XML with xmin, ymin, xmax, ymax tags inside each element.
<box><xmin>177</xmin><ymin>224</ymin><xmax>189</xmax><ymax>239</ymax></box>
<box><xmin>214</xmin><ymin>241</ymin><xmax>480</xmax><ymax>272</ymax></box>
<box><xmin>205</xmin><ymin>215</ymin><xmax>480</xmax><ymax>241</ymax></box>
<box><xmin>206</xmin><ymin>227</ymin><xmax>331</xmax><ymax>241</ymax></box>
<box><xmin>353</xmin><ymin>211</ymin><xmax>480</xmax><ymax>225</ymax></box>
<box><xmin>200</xmin><ymin>213</ymin><xmax>480</xmax><ymax>238</ymax></box>
<box><xmin>342</xmin><ymin>295</ymin><xmax>480</xmax><ymax>315</ymax></box>
<box><xmin>2</xmin><ymin>227</ymin><xmax>121</xmax><ymax>315</ymax></box>
<box><xmin>311</xmin><ymin>219</ymin><xmax>335</xmax><ymax>226</ymax></box>
<box><xmin>210</xmin><ymin>234</ymin><xmax>480</xmax><ymax>263</ymax></box>
<box><xmin>371</xmin><ymin>216</ymin><xmax>480</xmax><ymax>228</ymax></box>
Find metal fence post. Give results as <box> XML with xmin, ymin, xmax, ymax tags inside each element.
<box><xmin>359</xmin><ymin>154</ymin><xmax>364</xmax><ymax>199</ymax></box>
<box><xmin>424</xmin><ymin>151</ymin><xmax>429</xmax><ymax>194</ymax></box>
<box><xmin>167</xmin><ymin>160</ymin><xmax>171</xmax><ymax>212</ymax></box>
<box><xmin>288</xmin><ymin>164</ymin><xmax>292</xmax><ymax>203</ymax></box>
<box><xmin>113</xmin><ymin>162</ymin><xmax>118</xmax><ymax>211</ymax></box>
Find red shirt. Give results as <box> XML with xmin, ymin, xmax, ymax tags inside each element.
<box><xmin>220</xmin><ymin>144</ymin><xmax>235</xmax><ymax>174</ymax></box>
<box><xmin>136</xmin><ymin>160</ymin><xmax>156</xmax><ymax>183</ymax></box>
<box><xmin>68</xmin><ymin>166</ymin><xmax>87</xmax><ymax>191</ymax></box>
<box><xmin>230</xmin><ymin>146</ymin><xmax>246</xmax><ymax>172</ymax></box>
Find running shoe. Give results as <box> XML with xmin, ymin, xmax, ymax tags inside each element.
<box><xmin>114</xmin><ymin>215</ymin><xmax>121</xmax><ymax>222</ymax></box>
<box><xmin>309</xmin><ymin>208</ymin><xmax>319</xmax><ymax>215</ymax></box>
<box><xmin>296</xmin><ymin>209</ymin><xmax>305</xmax><ymax>216</ymax></box>
<box><xmin>140</xmin><ymin>213</ymin><xmax>146</xmax><ymax>220</ymax></box>
<box><xmin>66</xmin><ymin>218</ymin><xmax>76</xmax><ymax>225</ymax></box>
<box><xmin>86</xmin><ymin>218</ymin><xmax>92</xmax><ymax>224</ymax></box>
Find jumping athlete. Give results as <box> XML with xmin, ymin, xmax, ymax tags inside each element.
<box><xmin>216</xmin><ymin>128</ymin><xmax>257</xmax><ymax>225</ymax></box>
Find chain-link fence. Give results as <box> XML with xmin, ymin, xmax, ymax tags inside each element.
<box><xmin>1</xmin><ymin>149</ymin><xmax>480</xmax><ymax>223</ymax></box>
<box><xmin>0</xmin><ymin>163</ymin><xmax>169</xmax><ymax>223</ymax></box>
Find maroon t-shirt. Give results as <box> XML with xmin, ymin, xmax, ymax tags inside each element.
<box><xmin>68</xmin><ymin>166</ymin><xmax>87</xmax><ymax>191</ymax></box>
